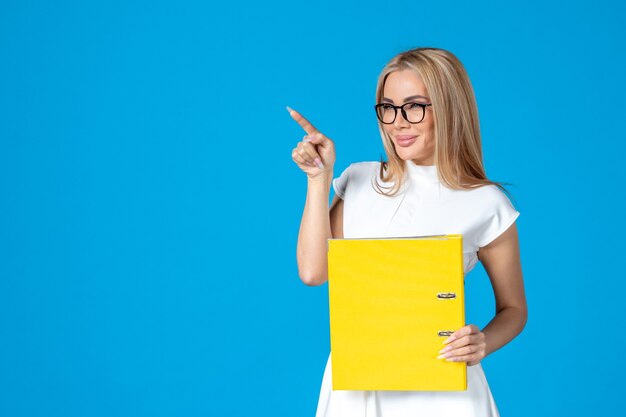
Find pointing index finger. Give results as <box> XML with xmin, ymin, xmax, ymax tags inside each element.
<box><xmin>287</xmin><ymin>106</ymin><xmax>320</xmax><ymax>136</ymax></box>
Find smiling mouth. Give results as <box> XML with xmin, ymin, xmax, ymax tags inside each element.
<box><xmin>396</xmin><ymin>135</ymin><xmax>418</xmax><ymax>147</ymax></box>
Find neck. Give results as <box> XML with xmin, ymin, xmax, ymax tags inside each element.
<box><xmin>405</xmin><ymin>159</ymin><xmax>439</xmax><ymax>183</ymax></box>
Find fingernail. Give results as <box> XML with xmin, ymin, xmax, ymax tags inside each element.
<box><xmin>286</xmin><ymin>106</ymin><xmax>293</xmax><ymax>114</ymax></box>
<box><xmin>438</xmin><ymin>346</ymin><xmax>451</xmax><ymax>354</ymax></box>
<box><xmin>314</xmin><ymin>158</ymin><xmax>324</xmax><ymax>169</ymax></box>
<box><xmin>303</xmin><ymin>137</ymin><xmax>311</xmax><ymax>142</ymax></box>
<box><xmin>437</xmin><ymin>354</ymin><xmax>448</xmax><ymax>360</ymax></box>
<box><xmin>443</xmin><ymin>336</ymin><xmax>456</xmax><ymax>344</ymax></box>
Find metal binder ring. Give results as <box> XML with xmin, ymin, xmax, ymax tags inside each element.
<box><xmin>437</xmin><ymin>292</ymin><xmax>456</xmax><ymax>299</ymax></box>
<box><xmin>438</xmin><ymin>330</ymin><xmax>454</xmax><ymax>337</ymax></box>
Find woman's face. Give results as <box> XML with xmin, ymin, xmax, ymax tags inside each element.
<box><xmin>380</xmin><ymin>69</ymin><xmax>435</xmax><ymax>165</ymax></box>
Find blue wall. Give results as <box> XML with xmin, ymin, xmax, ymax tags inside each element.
<box><xmin>1</xmin><ymin>1</ymin><xmax>624</xmax><ymax>415</ymax></box>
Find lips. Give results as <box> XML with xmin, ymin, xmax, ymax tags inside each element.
<box><xmin>395</xmin><ymin>135</ymin><xmax>417</xmax><ymax>147</ymax></box>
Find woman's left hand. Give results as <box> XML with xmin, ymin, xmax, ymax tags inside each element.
<box><xmin>437</xmin><ymin>324</ymin><xmax>487</xmax><ymax>366</ymax></box>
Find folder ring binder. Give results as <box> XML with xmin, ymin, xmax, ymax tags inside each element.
<box><xmin>438</xmin><ymin>330</ymin><xmax>455</xmax><ymax>337</ymax></box>
<box><xmin>437</xmin><ymin>292</ymin><xmax>457</xmax><ymax>299</ymax></box>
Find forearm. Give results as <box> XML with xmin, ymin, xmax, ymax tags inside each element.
<box><xmin>296</xmin><ymin>173</ymin><xmax>333</xmax><ymax>286</ymax></box>
<box><xmin>482</xmin><ymin>305</ymin><xmax>527</xmax><ymax>357</ymax></box>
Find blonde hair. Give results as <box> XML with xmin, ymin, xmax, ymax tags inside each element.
<box><xmin>374</xmin><ymin>47</ymin><xmax>512</xmax><ymax>197</ymax></box>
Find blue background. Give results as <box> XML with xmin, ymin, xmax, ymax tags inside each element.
<box><xmin>1</xmin><ymin>0</ymin><xmax>624</xmax><ymax>415</ymax></box>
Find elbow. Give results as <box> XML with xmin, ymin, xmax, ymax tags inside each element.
<box><xmin>298</xmin><ymin>269</ymin><xmax>328</xmax><ymax>287</ymax></box>
<box><xmin>514</xmin><ymin>305</ymin><xmax>528</xmax><ymax>335</ymax></box>
<box><xmin>497</xmin><ymin>304</ymin><xmax>528</xmax><ymax>335</ymax></box>
<box><xmin>520</xmin><ymin>306</ymin><xmax>528</xmax><ymax>331</ymax></box>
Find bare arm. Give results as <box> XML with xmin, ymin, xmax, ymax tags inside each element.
<box><xmin>288</xmin><ymin>107</ymin><xmax>342</xmax><ymax>286</ymax></box>
<box><xmin>297</xmin><ymin>190</ymin><xmax>344</xmax><ymax>286</ymax></box>
<box><xmin>478</xmin><ymin>222</ymin><xmax>528</xmax><ymax>356</ymax></box>
<box><xmin>439</xmin><ymin>222</ymin><xmax>527</xmax><ymax>365</ymax></box>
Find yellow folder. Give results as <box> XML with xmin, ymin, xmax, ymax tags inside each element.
<box><xmin>327</xmin><ymin>234</ymin><xmax>466</xmax><ymax>391</ymax></box>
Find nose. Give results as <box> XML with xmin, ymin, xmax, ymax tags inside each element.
<box><xmin>392</xmin><ymin>109</ymin><xmax>410</xmax><ymax>129</ymax></box>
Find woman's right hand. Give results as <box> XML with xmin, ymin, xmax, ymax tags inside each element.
<box><xmin>288</xmin><ymin>107</ymin><xmax>336</xmax><ymax>180</ymax></box>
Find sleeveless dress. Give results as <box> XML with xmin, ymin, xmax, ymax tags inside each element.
<box><xmin>315</xmin><ymin>160</ymin><xmax>520</xmax><ymax>417</ymax></box>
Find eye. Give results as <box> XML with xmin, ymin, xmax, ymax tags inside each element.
<box><xmin>406</xmin><ymin>102</ymin><xmax>423</xmax><ymax>110</ymax></box>
<box><xmin>381</xmin><ymin>104</ymin><xmax>394</xmax><ymax>110</ymax></box>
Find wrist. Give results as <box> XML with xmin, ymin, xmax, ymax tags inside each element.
<box><xmin>307</xmin><ymin>170</ymin><xmax>334</xmax><ymax>186</ymax></box>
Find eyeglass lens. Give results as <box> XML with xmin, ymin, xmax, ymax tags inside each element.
<box><xmin>377</xmin><ymin>103</ymin><xmax>425</xmax><ymax>124</ymax></box>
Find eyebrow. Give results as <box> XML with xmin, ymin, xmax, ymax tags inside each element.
<box><xmin>382</xmin><ymin>95</ymin><xmax>430</xmax><ymax>103</ymax></box>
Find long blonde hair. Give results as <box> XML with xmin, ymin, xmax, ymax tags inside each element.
<box><xmin>374</xmin><ymin>47</ymin><xmax>512</xmax><ymax>197</ymax></box>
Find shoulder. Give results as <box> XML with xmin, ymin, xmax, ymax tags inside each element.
<box><xmin>462</xmin><ymin>184</ymin><xmax>520</xmax><ymax>248</ymax></box>
<box><xmin>348</xmin><ymin>161</ymin><xmax>380</xmax><ymax>175</ymax></box>
<box><xmin>464</xmin><ymin>184</ymin><xmax>513</xmax><ymax>206</ymax></box>
<box><xmin>335</xmin><ymin>161</ymin><xmax>380</xmax><ymax>178</ymax></box>
<box><xmin>454</xmin><ymin>184</ymin><xmax>518</xmax><ymax>223</ymax></box>
<box><xmin>332</xmin><ymin>161</ymin><xmax>380</xmax><ymax>199</ymax></box>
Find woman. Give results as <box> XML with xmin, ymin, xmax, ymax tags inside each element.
<box><xmin>289</xmin><ymin>47</ymin><xmax>527</xmax><ymax>417</ymax></box>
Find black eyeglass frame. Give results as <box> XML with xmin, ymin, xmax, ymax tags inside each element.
<box><xmin>373</xmin><ymin>102</ymin><xmax>433</xmax><ymax>124</ymax></box>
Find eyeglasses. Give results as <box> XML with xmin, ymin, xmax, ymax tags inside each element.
<box><xmin>374</xmin><ymin>102</ymin><xmax>432</xmax><ymax>124</ymax></box>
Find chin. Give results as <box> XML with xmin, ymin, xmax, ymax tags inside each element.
<box><xmin>393</xmin><ymin>147</ymin><xmax>419</xmax><ymax>161</ymax></box>
<box><xmin>393</xmin><ymin>143</ymin><xmax>433</xmax><ymax>162</ymax></box>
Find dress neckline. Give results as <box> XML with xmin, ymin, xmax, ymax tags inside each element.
<box><xmin>405</xmin><ymin>160</ymin><xmax>439</xmax><ymax>184</ymax></box>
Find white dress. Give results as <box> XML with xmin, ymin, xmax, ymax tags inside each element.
<box><xmin>315</xmin><ymin>160</ymin><xmax>520</xmax><ymax>417</ymax></box>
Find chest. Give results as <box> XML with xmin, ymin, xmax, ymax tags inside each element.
<box><xmin>342</xmin><ymin>183</ymin><xmax>482</xmax><ymax>274</ymax></box>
